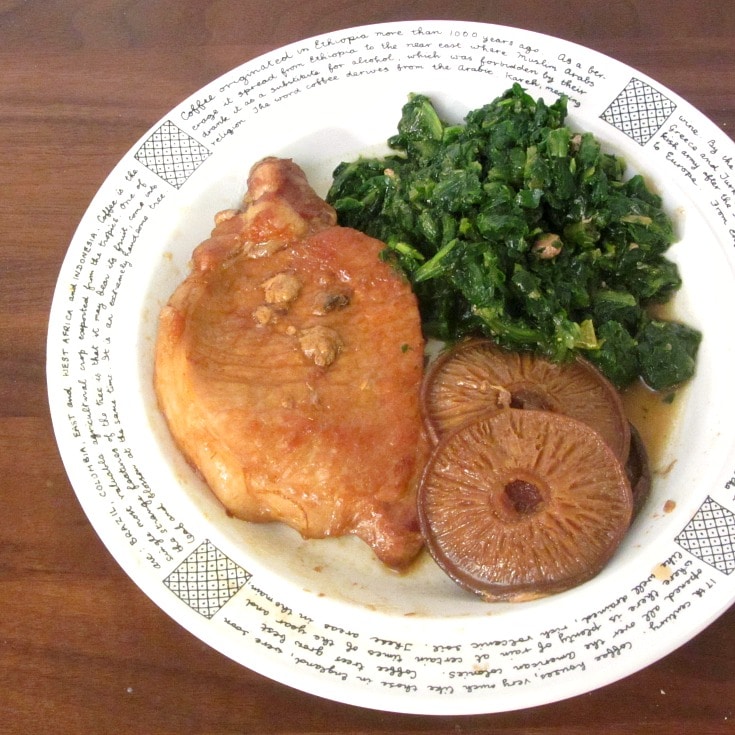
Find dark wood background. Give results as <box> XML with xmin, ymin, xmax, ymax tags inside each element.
<box><xmin>2</xmin><ymin>1</ymin><xmax>734</xmax><ymax>732</ymax></box>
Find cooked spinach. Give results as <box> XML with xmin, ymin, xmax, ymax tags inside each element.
<box><xmin>327</xmin><ymin>84</ymin><xmax>700</xmax><ymax>391</ymax></box>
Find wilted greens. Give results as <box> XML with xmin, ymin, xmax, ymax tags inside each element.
<box><xmin>326</xmin><ymin>84</ymin><xmax>700</xmax><ymax>391</ymax></box>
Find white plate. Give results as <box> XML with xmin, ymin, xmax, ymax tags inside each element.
<box><xmin>46</xmin><ymin>21</ymin><xmax>735</xmax><ymax>715</ymax></box>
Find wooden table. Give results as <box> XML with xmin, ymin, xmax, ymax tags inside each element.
<box><xmin>3</xmin><ymin>2</ymin><xmax>734</xmax><ymax>732</ymax></box>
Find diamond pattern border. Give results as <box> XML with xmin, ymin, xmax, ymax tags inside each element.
<box><xmin>134</xmin><ymin>120</ymin><xmax>211</xmax><ymax>189</ymax></box>
<box><xmin>675</xmin><ymin>496</ymin><xmax>735</xmax><ymax>575</ymax></box>
<box><xmin>164</xmin><ymin>539</ymin><xmax>251</xmax><ymax>618</ymax></box>
<box><xmin>600</xmin><ymin>78</ymin><xmax>677</xmax><ymax>145</ymax></box>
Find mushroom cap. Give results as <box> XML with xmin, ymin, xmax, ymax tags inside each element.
<box><xmin>418</xmin><ymin>408</ymin><xmax>634</xmax><ymax>601</ymax></box>
<box><xmin>422</xmin><ymin>339</ymin><xmax>631</xmax><ymax>462</ymax></box>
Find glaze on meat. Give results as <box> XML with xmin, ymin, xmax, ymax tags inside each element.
<box><xmin>154</xmin><ymin>158</ymin><xmax>428</xmax><ymax>569</ymax></box>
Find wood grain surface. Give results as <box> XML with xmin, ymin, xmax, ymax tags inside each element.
<box><xmin>2</xmin><ymin>1</ymin><xmax>734</xmax><ymax>732</ymax></box>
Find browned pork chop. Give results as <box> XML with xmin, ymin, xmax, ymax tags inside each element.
<box><xmin>154</xmin><ymin>157</ymin><xmax>428</xmax><ymax>569</ymax></box>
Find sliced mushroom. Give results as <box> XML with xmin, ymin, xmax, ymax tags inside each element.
<box><xmin>418</xmin><ymin>409</ymin><xmax>633</xmax><ymax>601</ymax></box>
<box><xmin>298</xmin><ymin>326</ymin><xmax>343</xmax><ymax>367</ymax></box>
<box><xmin>421</xmin><ymin>338</ymin><xmax>630</xmax><ymax>461</ymax></box>
<box><xmin>260</xmin><ymin>272</ymin><xmax>302</xmax><ymax>305</ymax></box>
<box><xmin>312</xmin><ymin>289</ymin><xmax>352</xmax><ymax>315</ymax></box>
<box><xmin>251</xmin><ymin>304</ymin><xmax>274</xmax><ymax>326</ymax></box>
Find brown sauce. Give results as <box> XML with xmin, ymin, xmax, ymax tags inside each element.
<box><xmin>620</xmin><ymin>299</ymin><xmax>688</xmax><ymax>470</ymax></box>
<box><xmin>621</xmin><ymin>379</ymin><xmax>683</xmax><ymax>470</ymax></box>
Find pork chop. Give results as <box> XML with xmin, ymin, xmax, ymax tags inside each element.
<box><xmin>154</xmin><ymin>157</ymin><xmax>428</xmax><ymax>569</ymax></box>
